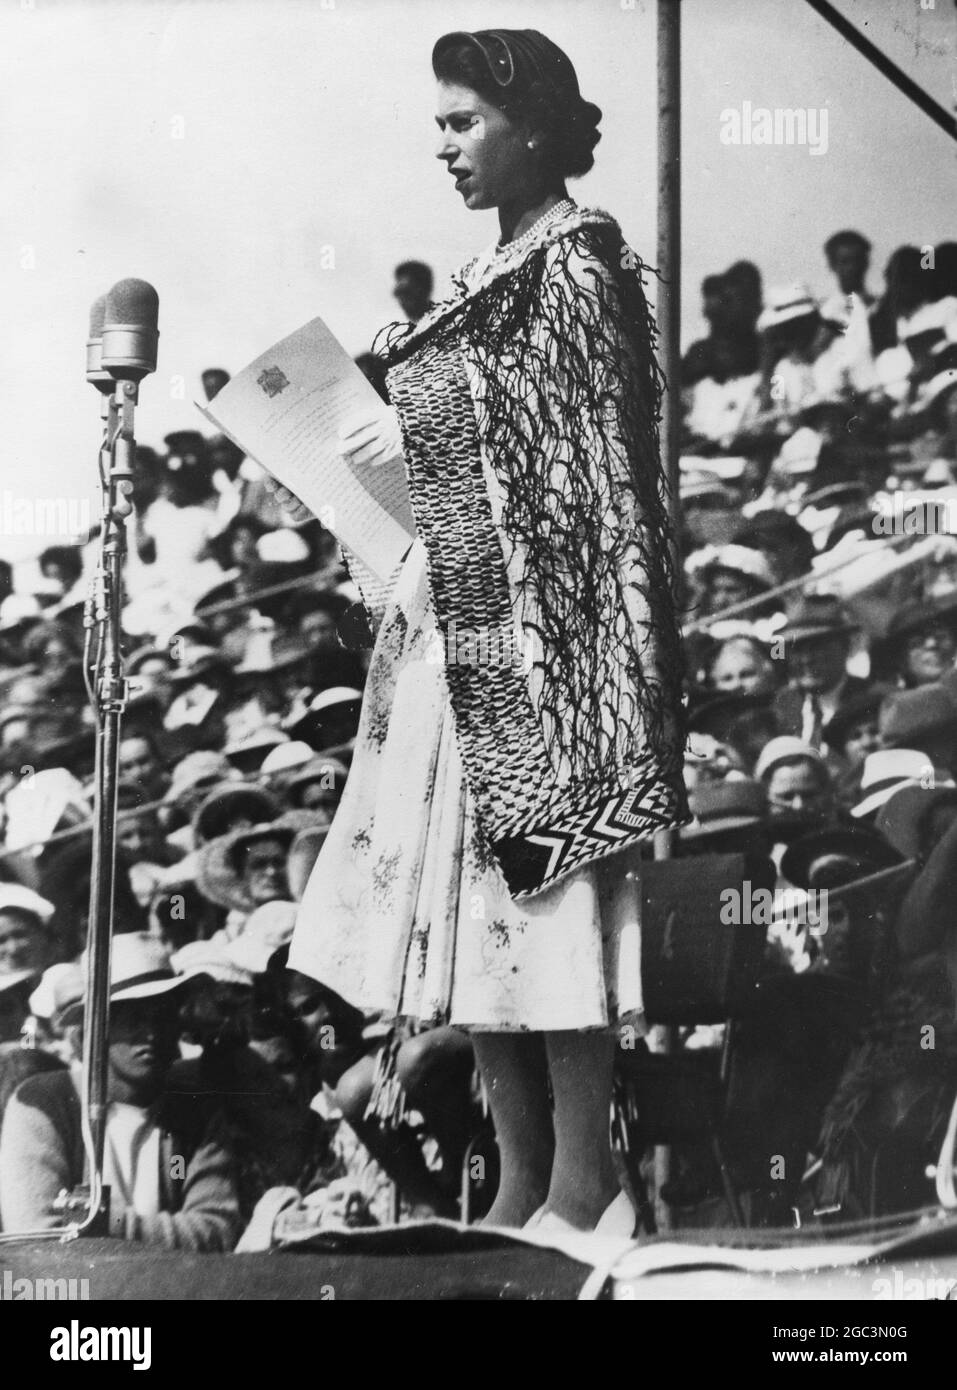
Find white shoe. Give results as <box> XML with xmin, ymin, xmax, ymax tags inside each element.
<box><xmin>530</xmin><ymin>1191</ymin><xmax>636</xmax><ymax>1237</ymax></box>
<box><xmin>594</xmin><ymin>1190</ymin><xmax>637</xmax><ymax>1237</ymax></box>
<box><xmin>521</xmin><ymin>1204</ymin><xmax>548</xmax><ymax>1231</ymax></box>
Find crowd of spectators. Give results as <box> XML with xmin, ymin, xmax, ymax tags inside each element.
<box><xmin>1</xmin><ymin>237</ymin><xmax>956</xmax><ymax>1247</ymax></box>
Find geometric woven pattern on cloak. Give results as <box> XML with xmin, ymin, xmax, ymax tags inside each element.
<box><xmin>380</xmin><ymin>208</ymin><xmax>690</xmax><ymax>898</ymax></box>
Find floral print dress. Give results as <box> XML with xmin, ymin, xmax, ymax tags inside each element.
<box><xmin>290</xmin><ymin>239</ymin><xmax>647</xmax><ymax>1034</ymax></box>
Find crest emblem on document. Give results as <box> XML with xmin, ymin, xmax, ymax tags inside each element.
<box><xmin>257</xmin><ymin>366</ymin><xmax>290</xmax><ymax>398</ymax></box>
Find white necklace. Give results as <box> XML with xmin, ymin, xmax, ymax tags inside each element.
<box><xmin>495</xmin><ymin>197</ymin><xmax>576</xmax><ymax>256</ymax></box>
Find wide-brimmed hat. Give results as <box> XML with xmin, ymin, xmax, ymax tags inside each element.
<box><xmin>192</xmin><ymin>782</ymin><xmax>281</xmax><ymax>846</ymax></box>
<box><xmin>754</xmin><ymin>736</ymin><xmax>827</xmax><ymax>783</ymax></box>
<box><xmin>259</xmin><ymin>741</ymin><xmax>315</xmax><ymax>778</ymax></box>
<box><xmin>872</xmin><ymin>592</ymin><xmax>957</xmax><ymax>672</ymax></box>
<box><xmin>874</xmin><ymin>782</ymin><xmax>957</xmax><ymax>861</ymax></box>
<box><xmin>163</xmin><ymin>751</ymin><xmax>238</xmax><ymax>806</ymax></box>
<box><xmin>821</xmin><ymin>683</ymin><xmax>893</xmax><ymax>750</ymax></box>
<box><xmin>195</xmin><ymin>811</ymin><xmax>323</xmax><ymax>912</ymax></box>
<box><xmin>780</xmin><ymin>825</ymin><xmax>903</xmax><ymax>890</ymax></box>
<box><xmin>679</xmin><ymin>777</ymin><xmax>767</xmax><ymax>840</ymax></box>
<box><xmin>234</xmin><ymin>634</ymin><xmax>315</xmax><ymax>678</ymax></box>
<box><xmin>225</xmin><ymin>901</ymin><xmax>299</xmax><ymax>976</ymax></box>
<box><xmin>28</xmin><ymin>962</ymin><xmax>85</xmax><ymax>1023</ymax></box>
<box><xmin>878</xmin><ymin>680</ymin><xmax>957</xmax><ymax>750</ymax></box>
<box><xmin>167</xmin><ymin>649</ymin><xmax>234</xmax><ymax>686</ymax></box>
<box><xmin>284</xmin><ymin>687</ymin><xmax>363</xmax><ymax>746</ymax></box>
<box><xmin>0</xmin><ymin>885</ymin><xmax>55</xmax><ymax>924</ymax></box>
<box><xmin>126</xmin><ymin>645</ymin><xmax>173</xmax><ymax>677</ymax></box>
<box><xmin>697</xmin><ymin>544</ymin><xmax>774</xmax><ymax>591</ymax></box>
<box><xmin>171</xmin><ymin>938</ymin><xmax>254</xmax><ymax>989</ymax></box>
<box><xmin>284</xmin><ymin>755</ymin><xmax>349</xmax><ymax>806</ymax></box>
<box><xmin>757</xmin><ymin>283</ymin><xmax>818</xmax><ymax>332</ymax></box>
<box><xmin>59</xmin><ymin>932</ymin><xmax>201</xmax><ymax>1025</ymax></box>
<box><xmin>686</xmin><ymin>690</ymin><xmax>776</xmax><ymax>743</ymax></box>
<box><xmin>679</xmin><ymin>472</ymin><xmax>739</xmax><ymax>507</ymax></box>
<box><xmin>850</xmin><ymin>747</ymin><xmax>955</xmax><ymax>819</ymax></box>
<box><xmin>223</xmin><ymin>725</ymin><xmax>290</xmax><ymax>774</ymax></box>
<box><xmin>778</xmin><ymin>594</ymin><xmax>857</xmax><ymax>647</ymax></box>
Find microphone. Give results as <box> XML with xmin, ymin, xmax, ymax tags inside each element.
<box><xmin>85</xmin><ymin>293</ymin><xmax>114</xmax><ymax>394</ymax></box>
<box><xmin>100</xmin><ymin>278</ymin><xmax>159</xmax><ymax>380</ymax></box>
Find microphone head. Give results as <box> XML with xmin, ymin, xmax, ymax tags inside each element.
<box><xmin>86</xmin><ymin>292</ymin><xmax>113</xmax><ymax>393</ymax></box>
<box><xmin>101</xmin><ymin>278</ymin><xmax>159</xmax><ymax>379</ymax></box>
<box><xmin>88</xmin><ymin>292</ymin><xmax>107</xmax><ymax>339</ymax></box>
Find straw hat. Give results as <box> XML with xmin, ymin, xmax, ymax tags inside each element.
<box><xmin>59</xmin><ymin>932</ymin><xmax>201</xmax><ymax>1025</ymax></box>
<box><xmin>850</xmin><ymin>748</ymin><xmax>955</xmax><ymax>819</ymax></box>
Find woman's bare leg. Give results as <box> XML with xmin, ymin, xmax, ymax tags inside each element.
<box><xmin>471</xmin><ymin>1032</ymin><xmax>554</xmax><ymax>1227</ymax></box>
<box><xmin>541</xmin><ymin>1030</ymin><xmax>621</xmax><ymax>1228</ymax></box>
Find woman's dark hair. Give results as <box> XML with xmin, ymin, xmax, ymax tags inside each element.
<box><xmin>432</xmin><ymin>34</ymin><xmax>601</xmax><ymax>183</ymax></box>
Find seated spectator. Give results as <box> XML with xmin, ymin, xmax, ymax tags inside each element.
<box><xmin>126</xmin><ymin>645</ymin><xmax>177</xmax><ymax>712</ymax></box>
<box><xmin>821</xmin><ymin>683</ymin><xmax>890</xmax><ymax>804</ymax></box>
<box><xmin>168</xmin><ymin>926</ymin><xmax>323</xmax><ymax>1219</ymax></box>
<box><xmin>21</xmin><ymin>962</ymin><xmax>84</xmax><ymax>1065</ymax></box>
<box><xmin>266</xmin><ymin>945</ymin><xmax>476</xmax><ymax>1219</ymax></box>
<box><xmin>706</xmin><ymin>634</ymin><xmax>781</xmax><ymax>698</ymax></box>
<box><xmin>0</xmin><ymin>933</ymin><xmax>241</xmax><ymax>1249</ymax></box>
<box><xmin>751</xmin><ymin>284</ymin><xmax>831</xmax><ymax>431</ymax></box>
<box><xmin>773</xmin><ymin>595</ymin><xmax>868</xmax><ymax>748</ymax></box>
<box><xmin>687</xmin><ymin>689</ymin><xmax>780</xmax><ymax>775</ymax></box>
<box><xmin>869</xmin><ymin>245</ymin><xmax>924</xmax><ymax>355</ymax></box>
<box><xmin>755</xmin><ymin>736</ymin><xmax>837</xmax><ymax>848</ymax></box>
<box><xmin>196</xmin><ymin>818</ymin><xmax>309</xmax><ymax>942</ymax></box>
<box><xmin>879</xmin><ymin>672</ymin><xmax>957</xmax><ymax>781</ymax></box>
<box><xmin>284</xmin><ymin>686</ymin><xmax>363</xmax><ymax>753</ymax></box>
<box><xmin>872</xmin><ymin>594</ymin><xmax>957</xmax><ymax>689</ymax></box>
<box><xmin>280</xmin><ymin>755</ymin><xmax>349</xmax><ymax>816</ymax></box>
<box><xmin>115</xmin><ymin>795</ymin><xmax>184</xmax><ymax>909</ymax></box>
<box><xmin>38</xmin><ymin>546</ymin><xmax>85</xmax><ymax>605</ymax></box>
<box><xmin>192</xmin><ymin>783</ymin><xmax>281</xmax><ymax>848</ymax></box>
<box><xmin>118</xmin><ymin>730</ymin><xmax>170</xmax><ymax>805</ymax></box>
<box><xmin>392</xmin><ymin>260</ymin><xmax>434</xmax><ymax>324</ymax></box>
<box><xmin>692</xmin><ymin>545</ymin><xmax>776</xmax><ymax>620</ymax></box>
<box><xmin>817</xmin><ymin>785</ymin><xmax>957</xmax><ymax>1217</ymax></box>
<box><xmin>850</xmin><ymin>747</ymin><xmax>955</xmax><ymax>824</ymax></box>
<box><xmin>39</xmin><ymin>839</ymin><xmax>147</xmax><ymax>959</ymax></box>
<box><xmin>822</xmin><ymin>230</ymin><xmax>875</xmax><ymax>316</ymax></box>
<box><xmin>158</xmin><ymin>750</ymin><xmax>239</xmax><ymax>843</ymax></box>
<box><xmin>162</xmin><ymin>650</ymin><xmax>234</xmax><ymax>757</ymax></box>
<box><xmin>0</xmin><ymin>886</ymin><xmax>57</xmax><ymax>1042</ymax></box>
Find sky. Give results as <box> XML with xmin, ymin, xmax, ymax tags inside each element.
<box><xmin>1</xmin><ymin>0</ymin><xmax>953</xmax><ymax>561</ymax></box>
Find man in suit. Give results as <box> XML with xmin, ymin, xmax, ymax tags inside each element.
<box><xmin>773</xmin><ymin>594</ymin><xmax>871</xmax><ymax>751</ymax></box>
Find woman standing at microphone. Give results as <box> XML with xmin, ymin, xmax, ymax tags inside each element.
<box><xmin>290</xmin><ymin>28</ymin><xmax>688</xmax><ymax>1234</ymax></box>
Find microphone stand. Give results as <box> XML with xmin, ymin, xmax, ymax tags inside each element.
<box><xmin>74</xmin><ymin>378</ymin><xmax>138</xmax><ymax>1237</ymax></box>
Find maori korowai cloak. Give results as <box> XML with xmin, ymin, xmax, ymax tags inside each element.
<box><xmin>356</xmin><ymin>205</ymin><xmax>689</xmax><ymax>898</ymax></box>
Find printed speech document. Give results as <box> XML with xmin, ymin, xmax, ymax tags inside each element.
<box><xmin>197</xmin><ymin>316</ymin><xmax>416</xmax><ymax>584</ymax></box>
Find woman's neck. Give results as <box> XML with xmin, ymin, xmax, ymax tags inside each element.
<box><xmin>498</xmin><ymin>187</ymin><xmax>568</xmax><ymax>246</ymax></box>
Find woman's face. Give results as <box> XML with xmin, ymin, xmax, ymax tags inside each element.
<box><xmin>434</xmin><ymin>82</ymin><xmax>538</xmax><ymax>211</ymax></box>
<box><xmin>904</xmin><ymin>621</ymin><xmax>957</xmax><ymax>685</ymax></box>
<box><xmin>0</xmin><ymin>910</ymin><xmax>48</xmax><ymax>974</ymax></box>
<box><xmin>710</xmin><ymin>641</ymin><xmax>775</xmax><ymax>696</ymax></box>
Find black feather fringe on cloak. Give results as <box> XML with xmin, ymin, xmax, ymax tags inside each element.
<box><xmin>368</xmin><ymin>207</ymin><xmax>689</xmax><ymax>897</ymax></box>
